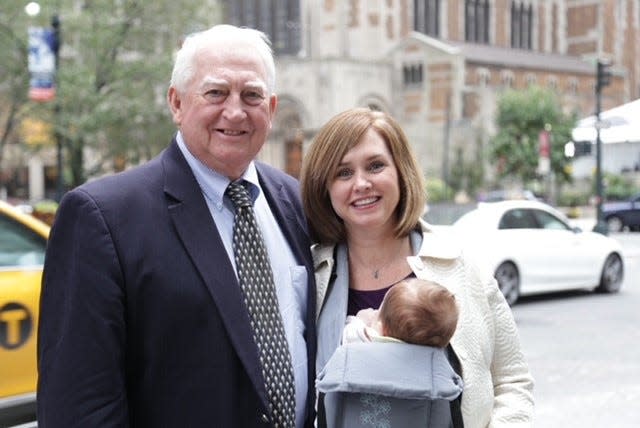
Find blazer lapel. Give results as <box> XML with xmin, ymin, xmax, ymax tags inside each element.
<box><xmin>256</xmin><ymin>165</ymin><xmax>308</xmax><ymax>267</ymax></box>
<box><xmin>161</xmin><ymin>141</ymin><xmax>269</xmax><ymax>410</ymax></box>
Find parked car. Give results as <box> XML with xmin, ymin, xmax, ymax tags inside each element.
<box><xmin>0</xmin><ymin>200</ymin><xmax>50</xmax><ymax>420</ymax></box>
<box><xmin>602</xmin><ymin>193</ymin><xmax>640</xmax><ymax>232</ymax></box>
<box><xmin>477</xmin><ymin>189</ymin><xmax>540</xmax><ymax>203</ymax></box>
<box><xmin>451</xmin><ymin>200</ymin><xmax>624</xmax><ymax>305</ymax></box>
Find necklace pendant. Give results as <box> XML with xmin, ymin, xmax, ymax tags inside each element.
<box><xmin>373</xmin><ymin>270</ymin><xmax>379</xmax><ymax>279</ymax></box>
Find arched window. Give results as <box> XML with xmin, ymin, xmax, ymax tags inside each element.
<box><xmin>414</xmin><ymin>0</ymin><xmax>441</xmax><ymax>37</ymax></box>
<box><xmin>225</xmin><ymin>0</ymin><xmax>301</xmax><ymax>55</ymax></box>
<box><xmin>403</xmin><ymin>63</ymin><xmax>424</xmax><ymax>87</ymax></box>
<box><xmin>476</xmin><ymin>68</ymin><xmax>490</xmax><ymax>86</ymax></box>
<box><xmin>525</xmin><ymin>73</ymin><xmax>537</xmax><ymax>87</ymax></box>
<box><xmin>511</xmin><ymin>1</ymin><xmax>533</xmax><ymax>49</ymax></box>
<box><xmin>465</xmin><ymin>0</ymin><xmax>490</xmax><ymax>43</ymax></box>
<box><xmin>567</xmin><ymin>77</ymin><xmax>578</xmax><ymax>94</ymax></box>
<box><xmin>501</xmin><ymin>70</ymin><xmax>514</xmax><ymax>88</ymax></box>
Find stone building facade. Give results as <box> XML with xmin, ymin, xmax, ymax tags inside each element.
<box><xmin>225</xmin><ymin>0</ymin><xmax>639</xmax><ymax>185</ymax></box>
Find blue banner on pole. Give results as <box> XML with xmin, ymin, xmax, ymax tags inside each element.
<box><xmin>28</xmin><ymin>26</ymin><xmax>57</xmax><ymax>102</ymax></box>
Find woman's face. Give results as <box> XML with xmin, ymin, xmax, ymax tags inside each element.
<box><xmin>328</xmin><ymin>128</ymin><xmax>400</xmax><ymax>236</ymax></box>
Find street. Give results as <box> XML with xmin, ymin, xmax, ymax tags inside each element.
<box><xmin>514</xmin><ymin>232</ymin><xmax>640</xmax><ymax>427</ymax></box>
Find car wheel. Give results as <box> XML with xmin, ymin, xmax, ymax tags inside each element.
<box><xmin>494</xmin><ymin>262</ymin><xmax>520</xmax><ymax>305</ymax></box>
<box><xmin>606</xmin><ymin>216</ymin><xmax>624</xmax><ymax>232</ymax></box>
<box><xmin>595</xmin><ymin>253</ymin><xmax>624</xmax><ymax>293</ymax></box>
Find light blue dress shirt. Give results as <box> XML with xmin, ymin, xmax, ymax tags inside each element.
<box><xmin>176</xmin><ymin>133</ymin><xmax>308</xmax><ymax>428</ymax></box>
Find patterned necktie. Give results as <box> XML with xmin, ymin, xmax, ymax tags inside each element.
<box><xmin>226</xmin><ymin>181</ymin><xmax>296</xmax><ymax>428</ymax></box>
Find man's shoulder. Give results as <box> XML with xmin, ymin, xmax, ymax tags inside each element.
<box><xmin>68</xmin><ymin>154</ymin><xmax>166</xmax><ymax>211</ymax></box>
<box><xmin>81</xmin><ymin>160</ymin><xmax>158</xmax><ymax>192</ymax></box>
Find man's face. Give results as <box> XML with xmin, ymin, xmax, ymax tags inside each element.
<box><xmin>168</xmin><ymin>41</ymin><xmax>277</xmax><ymax>180</ymax></box>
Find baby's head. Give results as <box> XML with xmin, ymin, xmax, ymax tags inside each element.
<box><xmin>379</xmin><ymin>278</ymin><xmax>458</xmax><ymax>347</ymax></box>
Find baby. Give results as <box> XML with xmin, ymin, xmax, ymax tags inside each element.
<box><xmin>342</xmin><ymin>277</ymin><xmax>459</xmax><ymax>347</ymax></box>
<box><xmin>317</xmin><ymin>278</ymin><xmax>463</xmax><ymax>428</ymax></box>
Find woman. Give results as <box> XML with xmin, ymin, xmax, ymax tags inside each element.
<box><xmin>301</xmin><ymin>108</ymin><xmax>534</xmax><ymax>428</ymax></box>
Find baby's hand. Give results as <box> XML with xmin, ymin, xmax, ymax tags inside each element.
<box><xmin>355</xmin><ymin>308</ymin><xmax>379</xmax><ymax>328</ymax></box>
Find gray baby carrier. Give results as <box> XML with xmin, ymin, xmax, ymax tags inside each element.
<box><xmin>316</xmin><ymin>342</ymin><xmax>463</xmax><ymax>428</ymax></box>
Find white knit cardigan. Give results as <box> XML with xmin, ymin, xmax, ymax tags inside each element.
<box><xmin>313</xmin><ymin>219</ymin><xmax>534</xmax><ymax>428</ymax></box>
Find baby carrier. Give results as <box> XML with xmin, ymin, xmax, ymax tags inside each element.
<box><xmin>316</xmin><ymin>342</ymin><xmax>463</xmax><ymax>428</ymax></box>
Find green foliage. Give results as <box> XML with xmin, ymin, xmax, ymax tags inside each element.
<box><xmin>1</xmin><ymin>0</ymin><xmax>223</xmax><ymax>187</ymax></box>
<box><xmin>0</xmin><ymin>2</ymin><xmax>33</xmax><ymax>165</ymax></box>
<box><xmin>465</xmin><ymin>153</ymin><xmax>485</xmax><ymax>197</ymax></box>
<box><xmin>556</xmin><ymin>190</ymin><xmax>590</xmax><ymax>207</ymax></box>
<box><xmin>489</xmin><ymin>86</ymin><xmax>577</xmax><ymax>188</ymax></box>
<box><xmin>599</xmin><ymin>173</ymin><xmax>638</xmax><ymax>201</ymax></box>
<box><xmin>447</xmin><ymin>138</ymin><xmax>485</xmax><ymax>198</ymax></box>
<box><xmin>425</xmin><ymin>177</ymin><xmax>449</xmax><ymax>202</ymax></box>
<box><xmin>448</xmin><ymin>147</ymin><xmax>464</xmax><ymax>194</ymax></box>
<box><xmin>58</xmin><ymin>0</ymin><xmax>224</xmax><ymax>186</ymax></box>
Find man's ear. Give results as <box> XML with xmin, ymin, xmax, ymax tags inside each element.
<box><xmin>167</xmin><ymin>87</ymin><xmax>182</xmax><ymax>126</ymax></box>
<box><xmin>268</xmin><ymin>94</ymin><xmax>278</xmax><ymax>128</ymax></box>
<box><xmin>269</xmin><ymin>94</ymin><xmax>278</xmax><ymax>115</ymax></box>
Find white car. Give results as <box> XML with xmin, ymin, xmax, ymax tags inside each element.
<box><xmin>451</xmin><ymin>200</ymin><xmax>624</xmax><ymax>305</ymax></box>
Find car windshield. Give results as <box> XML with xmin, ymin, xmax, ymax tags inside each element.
<box><xmin>0</xmin><ymin>214</ymin><xmax>47</xmax><ymax>267</ymax></box>
<box><xmin>531</xmin><ymin>209</ymin><xmax>571</xmax><ymax>231</ymax></box>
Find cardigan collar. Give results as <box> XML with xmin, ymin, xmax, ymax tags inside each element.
<box><xmin>412</xmin><ymin>218</ymin><xmax>462</xmax><ymax>260</ymax></box>
<box><xmin>313</xmin><ymin>218</ymin><xmax>462</xmax><ymax>268</ymax></box>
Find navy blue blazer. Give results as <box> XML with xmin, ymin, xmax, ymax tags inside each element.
<box><xmin>37</xmin><ymin>140</ymin><xmax>317</xmax><ymax>427</ymax></box>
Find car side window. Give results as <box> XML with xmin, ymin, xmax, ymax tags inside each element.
<box><xmin>0</xmin><ymin>215</ymin><xmax>47</xmax><ymax>267</ymax></box>
<box><xmin>532</xmin><ymin>209</ymin><xmax>571</xmax><ymax>231</ymax></box>
<box><xmin>498</xmin><ymin>209</ymin><xmax>538</xmax><ymax>229</ymax></box>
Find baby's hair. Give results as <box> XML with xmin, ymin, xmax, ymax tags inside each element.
<box><xmin>379</xmin><ymin>278</ymin><xmax>458</xmax><ymax>347</ymax></box>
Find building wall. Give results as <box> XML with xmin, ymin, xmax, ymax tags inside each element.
<box><xmin>620</xmin><ymin>0</ymin><xmax>640</xmax><ymax>99</ymax></box>
<box><xmin>309</xmin><ymin>0</ymin><xmax>406</xmax><ymax>59</ymax></box>
<box><xmin>254</xmin><ymin>0</ymin><xmax>639</xmax><ymax>181</ymax></box>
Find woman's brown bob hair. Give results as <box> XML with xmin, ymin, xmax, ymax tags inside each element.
<box><xmin>300</xmin><ymin>108</ymin><xmax>426</xmax><ymax>244</ymax></box>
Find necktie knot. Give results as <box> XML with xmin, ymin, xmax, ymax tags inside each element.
<box><xmin>226</xmin><ymin>181</ymin><xmax>252</xmax><ymax>208</ymax></box>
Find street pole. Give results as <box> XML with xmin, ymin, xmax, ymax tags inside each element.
<box><xmin>51</xmin><ymin>13</ymin><xmax>63</xmax><ymax>202</ymax></box>
<box><xmin>593</xmin><ymin>59</ymin><xmax>611</xmax><ymax>235</ymax></box>
<box><xmin>595</xmin><ymin>89</ymin><xmax>604</xmax><ymax>233</ymax></box>
<box><xmin>442</xmin><ymin>91</ymin><xmax>451</xmax><ymax>199</ymax></box>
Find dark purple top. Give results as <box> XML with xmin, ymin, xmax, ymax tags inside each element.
<box><xmin>347</xmin><ymin>285</ymin><xmax>392</xmax><ymax>315</ymax></box>
<box><xmin>347</xmin><ymin>273</ymin><xmax>416</xmax><ymax>315</ymax></box>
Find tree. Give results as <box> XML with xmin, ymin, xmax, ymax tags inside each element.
<box><xmin>448</xmin><ymin>136</ymin><xmax>485</xmax><ymax>199</ymax></box>
<box><xmin>59</xmin><ymin>0</ymin><xmax>224</xmax><ymax>187</ymax></box>
<box><xmin>489</xmin><ymin>86</ymin><xmax>577</xmax><ymax>189</ymax></box>
<box><xmin>0</xmin><ymin>3</ymin><xmax>34</xmax><ymax>168</ymax></box>
<box><xmin>1</xmin><ymin>0</ymin><xmax>222</xmax><ymax>190</ymax></box>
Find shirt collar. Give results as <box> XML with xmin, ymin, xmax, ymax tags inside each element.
<box><xmin>175</xmin><ymin>131</ymin><xmax>261</xmax><ymax>206</ymax></box>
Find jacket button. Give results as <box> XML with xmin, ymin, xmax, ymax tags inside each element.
<box><xmin>261</xmin><ymin>413</ymin><xmax>270</xmax><ymax>424</ymax></box>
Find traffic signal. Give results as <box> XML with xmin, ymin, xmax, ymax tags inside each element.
<box><xmin>596</xmin><ymin>60</ymin><xmax>612</xmax><ymax>91</ymax></box>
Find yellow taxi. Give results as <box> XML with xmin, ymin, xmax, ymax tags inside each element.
<box><xmin>0</xmin><ymin>200</ymin><xmax>50</xmax><ymax>413</ymax></box>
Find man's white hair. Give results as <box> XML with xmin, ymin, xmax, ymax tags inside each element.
<box><xmin>170</xmin><ymin>24</ymin><xmax>276</xmax><ymax>94</ymax></box>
